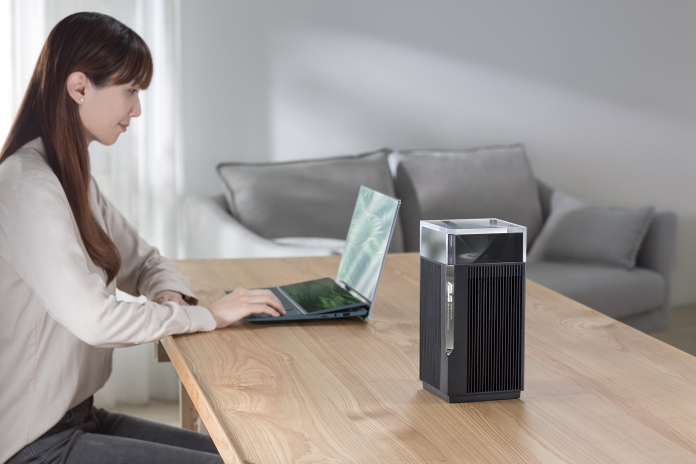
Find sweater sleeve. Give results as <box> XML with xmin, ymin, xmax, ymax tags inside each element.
<box><xmin>89</xmin><ymin>178</ymin><xmax>197</xmax><ymax>304</ymax></box>
<box><xmin>6</xmin><ymin>176</ymin><xmax>216</xmax><ymax>348</ymax></box>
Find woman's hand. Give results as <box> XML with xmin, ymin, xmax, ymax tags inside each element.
<box><xmin>207</xmin><ymin>288</ymin><xmax>285</xmax><ymax>328</ymax></box>
<box><xmin>154</xmin><ymin>290</ymin><xmax>188</xmax><ymax>305</ymax></box>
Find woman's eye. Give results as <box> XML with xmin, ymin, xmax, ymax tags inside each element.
<box><xmin>129</xmin><ymin>89</ymin><xmax>138</xmax><ymax>95</ymax></box>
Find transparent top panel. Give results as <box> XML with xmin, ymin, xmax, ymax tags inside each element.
<box><xmin>420</xmin><ymin>218</ymin><xmax>526</xmax><ymax>264</ymax></box>
<box><xmin>421</xmin><ymin>218</ymin><xmax>526</xmax><ymax>235</ymax></box>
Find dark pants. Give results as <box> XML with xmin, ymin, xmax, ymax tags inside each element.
<box><xmin>7</xmin><ymin>397</ymin><xmax>222</xmax><ymax>464</ymax></box>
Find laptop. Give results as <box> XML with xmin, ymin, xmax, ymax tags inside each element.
<box><xmin>245</xmin><ymin>185</ymin><xmax>401</xmax><ymax>323</ymax></box>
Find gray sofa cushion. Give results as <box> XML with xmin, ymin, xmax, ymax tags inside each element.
<box><xmin>273</xmin><ymin>237</ymin><xmax>346</xmax><ymax>255</ymax></box>
<box><xmin>391</xmin><ymin>144</ymin><xmax>544</xmax><ymax>252</ymax></box>
<box><xmin>528</xmin><ymin>191</ymin><xmax>654</xmax><ymax>269</ymax></box>
<box><xmin>526</xmin><ymin>261</ymin><xmax>664</xmax><ymax>321</ymax></box>
<box><xmin>217</xmin><ymin>148</ymin><xmax>404</xmax><ymax>252</ymax></box>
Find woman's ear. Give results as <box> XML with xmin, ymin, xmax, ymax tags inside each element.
<box><xmin>66</xmin><ymin>72</ymin><xmax>89</xmax><ymax>104</ymax></box>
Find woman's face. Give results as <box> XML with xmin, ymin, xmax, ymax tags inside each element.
<box><xmin>78</xmin><ymin>81</ymin><xmax>142</xmax><ymax>146</ymax></box>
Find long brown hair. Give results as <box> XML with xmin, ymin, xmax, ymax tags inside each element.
<box><xmin>0</xmin><ymin>12</ymin><xmax>153</xmax><ymax>284</ymax></box>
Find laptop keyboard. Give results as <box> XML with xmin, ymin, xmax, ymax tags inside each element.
<box><xmin>270</xmin><ymin>288</ymin><xmax>301</xmax><ymax>313</ymax></box>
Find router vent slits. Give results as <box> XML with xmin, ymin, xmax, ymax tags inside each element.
<box><xmin>465</xmin><ymin>264</ymin><xmax>525</xmax><ymax>394</ymax></box>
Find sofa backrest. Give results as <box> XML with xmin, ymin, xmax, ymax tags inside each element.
<box><xmin>390</xmin><ymin>144</ymin><xmax>544</xmax><ymax>252</ymax></box>
<box><xmin>217</xmin><ymin>148</ymin><xmax>405</xmax><ymax>252</ymax></box>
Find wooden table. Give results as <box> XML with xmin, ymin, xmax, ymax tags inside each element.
<box><xmin>163</xmin><ymin>254</ymin><xmax>696</xmax><ymax>463</ymax></box>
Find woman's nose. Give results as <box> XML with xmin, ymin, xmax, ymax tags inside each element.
<box><xmin>130</xmin><ymin>96</ymin><xmax>142</xmax><ymax>118</ymax></box>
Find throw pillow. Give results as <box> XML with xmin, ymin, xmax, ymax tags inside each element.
<box><xmin>527</xmin><ymin>190</ymin><xmax>654</xmax><ymax>268</ymax></box>
<box><xmin>216</xmin><ymin>148</ymin><xmax>404</xmax><ymax>252</ymax></box>
<box><xmin>391</xmin><ymin>144</ymin><xmax>544</xmax><ymax>252</ymax></box>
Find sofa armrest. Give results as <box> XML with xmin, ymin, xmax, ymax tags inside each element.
<box><xmin>636</xmin><ymin>211</ymin><xmax>678</xmax><ymax>279</ymax></box>
<box><xmin>181</xmin><ymin>194</ymin><xmax>344</xmax><ymax>259</ymax></box>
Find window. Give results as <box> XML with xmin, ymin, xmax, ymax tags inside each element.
<box><xmin>1</xmin><ymin>0</ymin><xmax>13</xmax><ymax>142</ymax></box>
<box><xmin>1</xmin><ymin>0</ymin><xmax>47</xmax><ymax>145</ymax></box>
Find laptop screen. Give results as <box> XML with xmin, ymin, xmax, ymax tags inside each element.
<box><xmin>336</xmin><ymin>186</ymin><xmax>401</xmax><ymax>304</ymax></box>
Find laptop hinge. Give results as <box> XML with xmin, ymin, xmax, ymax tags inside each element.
<box><xmin>338</xmin><ymin>280</ymin><xmax>371</xmax><ymax>306</ymax></box>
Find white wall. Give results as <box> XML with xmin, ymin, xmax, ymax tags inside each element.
<box><xmin>180</xmin><ymin>0</ymin><xmax>696</xmax><ymax>306</ymax></box>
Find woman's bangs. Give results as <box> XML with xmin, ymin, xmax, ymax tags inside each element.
<box><xmin>111</xmin><ymin>36</ymin><xmax>153</xmax><ymax>89</ymax></box>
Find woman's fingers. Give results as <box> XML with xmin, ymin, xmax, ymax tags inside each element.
<box><xmin>237</xmin><ymin>289</ymin><xmax>286</xmax><ymax>314</ymax></box>
<box><xmin>154</xmin><ymin>290</ymin><xmax>187</xmax><ymax>305</ymax></box>
<box><xmin>208</xmin><ymin>287</ymin><xmax>286</xmax><ymax>328</ymax></box>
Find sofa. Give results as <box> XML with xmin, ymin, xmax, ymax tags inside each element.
<box><xmin>182</xmin><ymin>144</ymin><xmax>677</xmax><ymax>333</ymax></box>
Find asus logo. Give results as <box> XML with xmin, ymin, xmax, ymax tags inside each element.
<box><xmin>447</xmin><ymin>282</ymin><xmax>453</xmax><ymax>303</ymax></box>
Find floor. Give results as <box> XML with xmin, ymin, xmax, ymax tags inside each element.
<box><xmin>120</xmin><ymin>304</ymin><xmax>696</xmax><ymax>426</ymax></box>
<box><xmin>110</xmin><ymin>399</ymin><xmax>180</xmax><ymax>428</ymax></box>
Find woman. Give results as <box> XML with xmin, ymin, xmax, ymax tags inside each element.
<box><xmin>0</xmin><ymin>12</ymin><xmax>284</xmax><ymax>463</ymax></box>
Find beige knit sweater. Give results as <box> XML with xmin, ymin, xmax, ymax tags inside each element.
<box><xmin>0</xmin><ymin>138</ymin><xmax>216</xmax><ymax>461</ymax></box>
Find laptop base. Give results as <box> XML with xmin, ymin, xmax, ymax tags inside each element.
<box><xmin>247</xmin><ymin>307</ymin><xmax>368</xmax><ymax>323</ymax></box>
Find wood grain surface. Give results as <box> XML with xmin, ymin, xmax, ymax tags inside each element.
<box><xmin>164</xmin><ymin>253</ymin><xmax>696</xmax><ymax>463</ymax></box>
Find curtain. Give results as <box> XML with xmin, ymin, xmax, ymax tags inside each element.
<box><xmin>2</xmin><ymin>0</ymin><xmax>184</xmax><ymax>407</ymax></box>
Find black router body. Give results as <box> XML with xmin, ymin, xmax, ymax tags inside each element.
<box><xmin>420</xmin><ymin>219</ymin><xmax>526</xmax><ymax>403</ymax></box>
